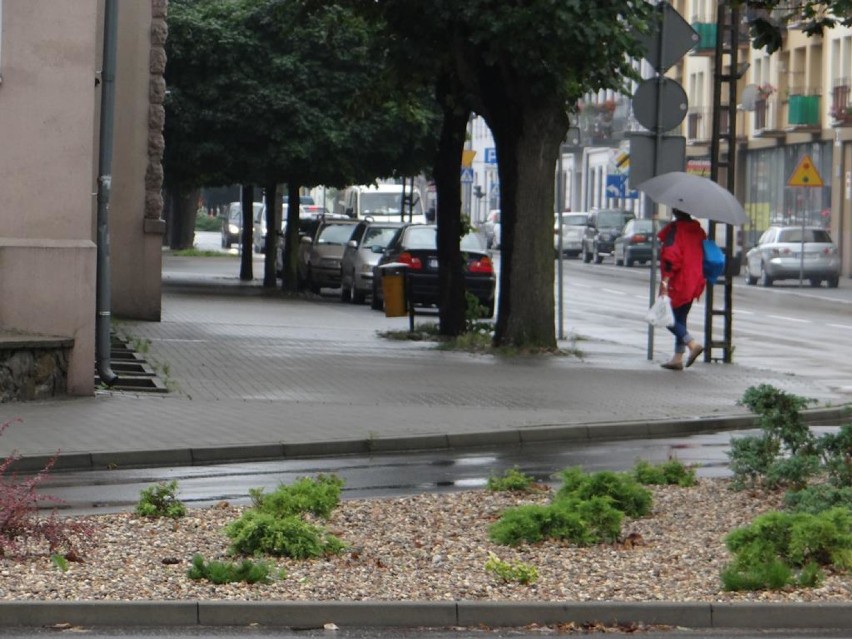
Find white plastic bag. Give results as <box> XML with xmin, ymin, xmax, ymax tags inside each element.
<box><xmin>645</xmin><ymin>295</ymin><xmax>675</xmax><ymax>328</ymax></box>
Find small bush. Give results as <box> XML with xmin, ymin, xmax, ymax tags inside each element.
<box><xmin>784</xmin><ymin>485</ymin><xmax>852</xmax><ymax>515</ymax></box>
<box><xmin>195</xmin><ymin>214</ymin><xmax>221</xmax><ymax>232</ymax></box>
<box><xmin>225</xmin><ymin>512</ymin><xmax>345</xmax><ymax>558</ymax></box>
<box><xmin>1</xmin><ymin>419</ymin><xmax>90</xmax><ymax>557</ymax></box>
<box><xmin>135</xmin><ymin>480</ymin><xmax>187</xmax><ymax>518</ymax></box>
<box><xmin>721</xmin><ymin>508</ymin><xmax>852</xmax><ymax>591</ymax></box>
<box><xmin>485</xmin><ymin>552</ymin><xmax>539</xmax><ymax>585</ymax></box>
<box><xmin>187</xmin><ymin>554</ymin><xmax>278</xmax><ymax>584</ymax></box>
<box><xmin>818</xmin><ymin>424</ymin><xmax>852</xmax><ymax>487</ymax></box>
<box><xmin>249</xmin><ymin>474</ymin><xmax>342</xmax><ymax>519</ymax></box>
<box><xmin>633</xmin><ymin>459</ymin><xmax>696</xmax><ymax>487</ymax></box>
<box><xmin>488</xmin><ymin>496</ymin><xmax>622</xmax><ymax>547</ymax></box>
<box><xmin>487</xmin><ymin>467</ymin><xmax>535</xmax><ymax>493</ymax></box>
<box><xmin>556</xmin><ymin>468</ymin><xmax>652</xmax><ymax>518</ymax></box>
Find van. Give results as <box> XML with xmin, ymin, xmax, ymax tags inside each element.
<box><xmin>340</xmin><ymin>184</ymin><xmax>426</xmax><ymax>224</ymax></box>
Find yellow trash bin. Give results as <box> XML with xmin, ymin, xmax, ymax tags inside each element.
<box><xmin>380</xmin><ymin>264</ymin><xmax>407</xmax><ymax>317</ymax></box>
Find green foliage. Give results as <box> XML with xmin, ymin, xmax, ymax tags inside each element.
<box><xmin>721</xmin><ymin>508</ymin><xmax>852</xmax><ymax>591</ymax></box>
<box><xmin>187</xmin><ymin>553</ymin><xmax>278</xmax><ymax>585</ymax></box>
<box><xmin>248</xmin><ymin>474</ymin><xmax>343</xmax><ymax>519</ymax></box>
<box><xmin>135</xmin><ymin>481</ymin><xmax>187</xmax><ymax>519</ymax></box>
<box><xmin>817</xmin><ymin>424</ymin><xmax>852</xmax><ymax>487</ymax></box>
<box><xmin>633</xmin><ymin>459</ymin><xmax>696</xmax><ymax>487</ymax></box>
<box><xmin>555</xmin><ymin>468</ymin><xmax>652</xmax><ymax>518</ymax></box>
<box><xmin>784</xmin><ymin>485</ymin><xmax>852</xmax><ymax>515</ymax></box>
<box><xmin>50</xmin><ymin>554</ymin><xmax>69</xmax><ymax>573</ymax></box>
<box><xmin>484</xmin><ymin>552</ymin><xmax>539</xmax><ymax>585</ymax></box>
<box><xmin>194</xmin><ymin>214</ymin><xmax>221</xmax><ymax>232</ymax></box>
<box><xmin>487</xmin><ymin>467</ymin><xmax>535</xmax><ymax>493</ymax></box>
<box><xmin>729</xmin><ymin>385</ymin><xmax>819</xmax><ymax>490</ymax></box>
<box><xmin>225</xmin><ymin>512</ymin><xmax>345</xmax><ymax>559</ymax></box>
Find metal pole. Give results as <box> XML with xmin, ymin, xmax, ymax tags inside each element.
<box><xmin>95</xmin><ymin>0</ymin><xmax>119</xmax><ymax>386</ymax></box>
<box><xmin>557</xmin><ymin>146</ymin><xmax>564</xmax><ymax>340</ymax></box>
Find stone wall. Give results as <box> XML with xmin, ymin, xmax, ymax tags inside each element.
<box><xmin>0</xmin><ymin>334</ymin><xmax>74</xmax><ymax>403</ymax></box>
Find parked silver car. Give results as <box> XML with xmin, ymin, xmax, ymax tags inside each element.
<box><xmin>745</xmin><ymin>226</ymin><xmax>840</xmax><ymax>288</ymax></box>
<box><xmin>340</xmin><ymin>221</ymin><xmax>404</xmax><ymax>304</ymax></box>
<box><xmin>554</xmin><ymin>212</ymin><xmax>589</xmax><ymax>258</ymax></box>
<box><xmin>297</xmin><ymin>219</ymin><xmax>359</xmax><ymax>293</ymax></box>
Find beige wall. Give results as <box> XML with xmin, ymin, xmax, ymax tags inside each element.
<box><xmin>0</xmin><ymin>1</ymin><xmax>100</xmax><ymax>395</ymax></box>
<box><xmin>110</xmin><ymin>0</ymin><xmax>165</xmax><ymax>321</ymax></box>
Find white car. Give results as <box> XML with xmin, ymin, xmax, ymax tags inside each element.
<box><xmin>554</xmin><ymin>212</ymin><xmax>589</xmax><ymax>258</ymax></box>
<box><xmin>483</xmin><ymin>209</ymin><xmax>501</xmax><ymax>249</ymax></box>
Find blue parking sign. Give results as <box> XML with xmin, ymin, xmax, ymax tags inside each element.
<box><xmin>484</xmin><ymin>148</ymin><xmax>497</xmax><ymax>164</ymax></box>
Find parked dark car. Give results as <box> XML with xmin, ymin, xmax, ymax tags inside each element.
<box><xmin>613</xmin><ymin>218</ymin><xmax>655</xmax><ymax>267</ymax></box>
<box><xmin>581</xmin><ymin>209</ymin><xmax>635</xmax><ymax>264</ymax></box>
<box><xmin>371</xmin><ymin>224</ymin><xmax>496</xmax><ymax>316</ymax></box>
<box><xmin>296</xmin><ymin>218</ymin><xmax>359</xmax><ymax>293</ymax></box>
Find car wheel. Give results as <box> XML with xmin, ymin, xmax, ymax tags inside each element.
<box><xmin>625</xmin><ymin>255</ymin><xmax>634</xmax><ymax>267</ymax></box>
<box><xmin>593</xmin><ymin>243</ymin><xmax>604</xmax><ymax>264</ymax></box>
<box><xmin>351</xmin><ymin>279</ymin><xmax>366</xmax><ymax>304</ymax></box>
<box><xmin>828</xmin><ymin>276</ymin><xmax>840</xmax><ymax>289</ymax></box>
<box><xmin>582</xmin><ymin>244</ymin><xmax>592</xmax><ymax>263</ymax></box>
<box><xmin>808</xmin><ymin>278</ymin><xmax>822</xmax><ymax>288</ymax></box>
<box><xmin>222</xmin><ymin>236</ymin><xmax>229</xmax><ymax>249</ymax></box>
<box><xmin>340</xmin><ymin>274</ymin><xmax>351</xmax><ymax>302</ymax></box>
<box><xmin>307</xmin><ymin>269</ymin><xmax>321</xmax><ymax>294</ymax></box>
<box><xmin>759</xmin><ymin>262</ymin><xmax>773</xmax><ymax>287</ymax></box>
<box><xmin>370</xmin><ymin>279</ymin><xmax>383</xmax><ymax>310</ymax></box>
<box><xmin>615</xmin><ymin>248</ymin><xmax>623</xmax><ymax>266</ymax></box>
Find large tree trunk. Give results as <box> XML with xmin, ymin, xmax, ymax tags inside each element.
<box><xmin>167</xmin><ymin>187</ymin><xmax>198</xmax><ymax>250</ymax></box>
<box><xmin>240</xmin><ymin>185</ymin><xmax>254</xmax><ymax>281</ymax></box>
<box><xmin>490</xmin><ymin>102</ymin><xmax>565</xmax><ymax>349</ymax></box>
<box><xmin>262</xmin><ymin>182</ymin><xmax>280</xmax><ymax>288</ymax></box>
<box><xmin>434</xmin><ymin>90</ymin><xmax>469</xmax><ymax>336</ymax></box>
<box><xmin>280</xmin><ymin>182</ymin><xmax>302</xmax><ymax>293</ymax></box>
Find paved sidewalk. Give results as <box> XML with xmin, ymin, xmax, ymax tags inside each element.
<box><xmin>2</xmin><ymin>262</ymin><xmax>850</xmax><ymax>471</ymax></box>
<box><xmin>1</xmin><ymin>260</ymin><xmax>851</xmax><ymax>631</ymax></box>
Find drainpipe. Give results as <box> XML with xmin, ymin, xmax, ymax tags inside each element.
<box><xmin>95</xmin><ymin>0</ymin><xmax>119</xmax><ymax>386</ymax></box>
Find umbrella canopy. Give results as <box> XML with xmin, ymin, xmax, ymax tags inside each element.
<box><xmin>636</xmin><ymin>171</ymin><xmax>748</xmax><ymax>225</ymax></box>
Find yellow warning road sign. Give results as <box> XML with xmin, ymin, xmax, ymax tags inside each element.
<box><xmin>787</xmin><ymin>154</ymin><xmax>824</xmax><ymax>187</ymax></box>
<box><xmin>462</xmin><ymin>150</ymin><xmax>476</xmax><ymax>168</ymax></box>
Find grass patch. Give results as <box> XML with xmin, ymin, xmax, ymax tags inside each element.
<box><xmin>172</xmin><ymin>248</ymin><xmax>232</xmax><ymax>257</ymax></box>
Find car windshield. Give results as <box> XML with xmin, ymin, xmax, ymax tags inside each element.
<box><xmin>597</xmin><ymin>211</ymin><xmax>631</xmax><ymax>227</ymax></box>
<box><xmin>363</xmin><ymin>227</ymin><xmax>398</xmax><ymax>248</ymax></box>
<box><xmin>776</xmin><ymin>229</ymin><xmax>832</xmax><ymax>243</ymax></box>
<box><xmin>362</xmin><ymin>193</ymin><xmax>424</xmax><ymax>217</ymax></box>
<box><xmin>317</xmin><ymin>224</ymin><xmax>355</xmax><ymax>245</ymax></box>
<box><xmin>632</xmin><ymin>220</ymin><xmax>654</xmax><ymax>233</ymax></box>
<box><xmin>560</xmin><ymin>214</ymin><xmax>587</xmax><ymax>226</ymax></box>
<box><xmin>402</xmin><ymin>227</ymin><xmax>485</xmax><ymax>252</ymax></box>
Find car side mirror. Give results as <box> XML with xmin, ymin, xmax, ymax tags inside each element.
<box><xmin>347</xmin><ymin>239</ymin><xmax>358</xmax><ymax>248</ymax></box>
<box><xmin>300</xmin><ymin>236</ymin><xmax>312</xmax><ymax>244</ymax></box>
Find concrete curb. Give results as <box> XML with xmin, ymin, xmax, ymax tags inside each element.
<box><xmin>10</xmin><ymin>404</ymin><xmax>851</xmax><ymax>473</ymax></box>
<box><xmin>0</xmin><ymin>601</ymin><xmax>849</xmax><ymax>630</ymax></box>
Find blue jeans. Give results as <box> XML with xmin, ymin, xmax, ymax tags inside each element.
<box><xmin>667</xmin><ymin>302</ymin><xmax>693</xmax><ymax>354</ymax></box>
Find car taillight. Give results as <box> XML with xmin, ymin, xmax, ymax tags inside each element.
<box><xmin>398</xmin><ymin>252</ymin><xmax>423</xmax><ymax>270</ymax></box>
<box><xmin>824</xmin><ymin>246</ymin><xmax>838</xmax><ymax>255</ymax></box>
<box><xmin>631</xmin><ymin>234</ymin><xmax>646</xmax><ymax>244</ymax></box>
<box><xmin>468</xmin><ymin>255</ymin><xmax>494</xmax><ymax>274</ymax></box>
<box><xmin>770</xmin><ymin>247</ymin><xmax>791</xmax><ymax>257</ymax></box>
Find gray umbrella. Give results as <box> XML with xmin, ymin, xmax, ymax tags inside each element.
<box><xmin>636</xmin><ymin>171</ymin><xmax>748</xmax><ymax>225</ymax></box>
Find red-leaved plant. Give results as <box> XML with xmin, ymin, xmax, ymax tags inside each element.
<box><xmin>0</xmin><ymin>418</ymin><xmax>91</xmax><ymax>558</ymax></box>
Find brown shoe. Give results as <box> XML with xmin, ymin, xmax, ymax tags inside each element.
<box><xmin>686</xmin><ymin>345</ymin><xmax>704</xmax><ymax>368</ymax></box>
<box><xmin>661</xmin><ymin>362</ymin><xmax>683</xmax><ymax>371</ymax></box>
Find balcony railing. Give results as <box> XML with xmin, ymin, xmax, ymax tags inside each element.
<box><xmin>753</xmin><ymin>96</ymin><xmax>782</xmax><ymax>135</ymax></box>
<box><xmin>685</xmin><ymin>106</ymin><xmax>743</xmax><ymax>144</ymax></box>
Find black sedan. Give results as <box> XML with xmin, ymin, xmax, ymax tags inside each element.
<box><xmin>371</xmin><ymin>225</ymin><xmax>496</xmax><ymax>316</ymax></box>
<box><xmin>613</xmin><ymin>218</ymin><xmax>656</xmax><ymax>267</ymax></box>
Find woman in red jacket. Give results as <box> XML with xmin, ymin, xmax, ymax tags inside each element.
<box><xmin>658</xmin><ymin>209</ymin><xmax>706</xmax><ymax>371</ymax></box>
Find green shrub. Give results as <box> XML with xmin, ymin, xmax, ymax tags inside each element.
<box><xmin>555</xmin><ymin>468</ymin><xmax>652</xmax><ymax>517</ymax></box>
<box><xmin>633</xmin><ymin>459</ymin><xmax>696</xmax><ymax>487</ymax></box>
<box><xmin>249</xmin><ymin>474</ymin><xmax>343</xmax><ymax>519</ymax></box>
<box><xmin>721</xmin><ymin>508</ymin><xmax>852</xmax><ymax>591</ymax></box>
<box><xmin>729</xmin><ymin>385</ymin><xmax>820</xmax><ymax>491</ymax></box>
<box><xmin>818</xmin><ymin>424</ymin><xmax>852</xmax><ymax>487</ymax></box>
<box><xmin>784</xmin><ymin>485</ymin><xmax>852</xmax><ymax>515</ymax></box>
<box><xmin>187</xmin><ymin>554</ymin><xmax>278</xmax><ymax>584</ymax></box>
<box><xmin>488</xmin><ymin>496</ymin><xmax>622</xmax><ymax>547</ymax></box>
<box><xmin>487</xmin><ymin>467</ymin><xmax>535</xmax><ymax>493</ymax></box>
<box><xmin>225</xmin><ymin>511</ymin><xmax>345</xmax><ymax>558</ymax></box>
<box><xmin>135</xmin><ymin>480</ymin><xmax>186</xmax><ymax>519</ymax></box>
<box><xmin>484</xmin><ymin>552</ymin><xmax>539</xmax><ymax>585</ymax></box>
<box><xmin>195</xmin><ymin>214</ymin><xmax>221</xmax><ymax>232</ymax></box>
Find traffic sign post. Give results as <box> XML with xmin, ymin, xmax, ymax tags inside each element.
<box><xmin>787</xmin><ymin>154</ymin><xmax>825</xmax><ymax>286</ymax></box>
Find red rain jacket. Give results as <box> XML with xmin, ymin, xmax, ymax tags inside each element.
<box><xmin>658</xmin><ymin>219</ymin><xmax>707</xmax><ymax>308</ymax></box>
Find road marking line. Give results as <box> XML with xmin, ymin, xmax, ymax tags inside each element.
<box><xmin>828</xmin><ymin>323</ymin><xmax>852</xmax><ymax>330</ymax></box>
<box><xmin>768</xmin><ymin>315</ymin><xmax>810</xmax><ymax>324</ymax></box>
<box><xmin>602</xmin><ymin>288</ymin><xmax>627</xmax><ymax>296</ymax></box>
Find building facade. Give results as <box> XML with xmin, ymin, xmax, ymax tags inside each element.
<box><xmin>0</xmin><ymin>1</ymin><xmax>166</xmax><ymax>397</ymax></box>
